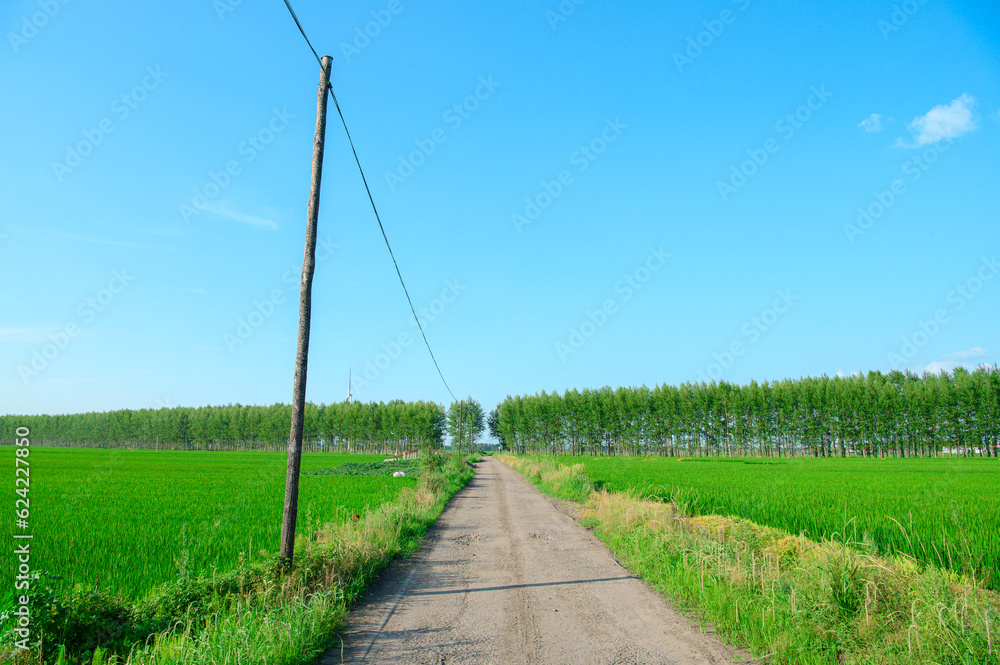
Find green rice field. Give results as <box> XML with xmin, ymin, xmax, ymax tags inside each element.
<box><xmin>2</xmin><ymin>447</ymin><xmax>417</xmax><ymax>599</ymax></box>
<box><xmin>558</xmin><ymin>456</ymin><xmax>1000</xmax><ymax>588</ymax></box>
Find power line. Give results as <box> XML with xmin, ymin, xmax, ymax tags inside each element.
<box><xmin>280</xmin><ymin>0</ymin><xmax>321</xmax><ymax>66</ymax></box>
<box><xmin>279</xmin><ymin>0</ymin><xmax>458</xmax><ymax>403</ymax></box>
<box><xmin>326</xmin><ymin>90</ymin><xmax>459</xmax><ymax>403</ymax></box>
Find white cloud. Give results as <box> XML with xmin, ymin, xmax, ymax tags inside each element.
<box><xmin>922</xmin><ymin>360</ymin><xmax>957</xmax><ymax>374</ymax></box>
<box><xmin>943</xmin><ymin>347</ymin><xmax>988</xmax><ymax>361</ymax></box>
<box><xmin>207</xmin><ymin>205</ymin><xmax>278</xmax><ymax>230</ymax></box>
<box><xmin>0</xmin><ymin>327</ymin><xmax>53</xmax><ymax>342</ymax></box>
<box><xmin>897</xmin><ymin>94</ymin><xmax>977</xmax><ymax>148</ymax></box>
<box><xmin>859</xmin><ymin>113</ymin><xmax>882</xmax><ymax>132</ymax></box>
<box><xmin>914</xmin><ymin>347</ymin><xmax>991</xmax><ymax>374</ymax></box>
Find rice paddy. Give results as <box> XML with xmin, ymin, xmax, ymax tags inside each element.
<box><xmin>1</xmin><ymin>447</ymin><xmax>416</xmax><ymax>600</ymax></box>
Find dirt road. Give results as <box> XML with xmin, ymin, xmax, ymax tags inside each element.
<box><xmin>322</xmin><ymin>457</ymin><xmax>749</xmax><ymax>665</ymax></box>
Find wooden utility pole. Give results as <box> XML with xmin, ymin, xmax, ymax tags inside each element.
<box><xmin>280</xmin><ymin>54</ymin><xmax>333</xmax><ymax>565</ymax></box>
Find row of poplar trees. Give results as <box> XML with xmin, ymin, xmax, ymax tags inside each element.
<box><xmin>492</xmin><ymin>367</ymin><xmax>1000</xmax><ymax>458</ymax></box>
<box><xmin>0</xmin><ymin>401</ymin><xmax>447</xmax><ymax>454</ymax></box>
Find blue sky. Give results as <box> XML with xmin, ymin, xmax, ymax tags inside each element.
<box><xmin>2</xmin><ymin>0</ymin><xmax>999</xmax><ymax>418</ymax></box>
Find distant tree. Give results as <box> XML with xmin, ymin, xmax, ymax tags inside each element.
<box><xmin>487</xmin><ymin>408</ymin><xmax>505</xmax><ymax>450</ymax></box>
<box><xmin>448</xmin><ymin>398</ymin><xmax>484</xmax><ymax>452</ymax></box>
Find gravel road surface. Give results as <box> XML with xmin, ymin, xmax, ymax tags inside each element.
<box><xmin>321</xmin><ymin>457</ymin><xmax>750</xmax><ymax>665</ymax></box>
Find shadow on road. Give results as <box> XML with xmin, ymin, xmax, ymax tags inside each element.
<box><xmin>409</xmin><ymin>575</ymin><xmax>635</xmax><ymax>597</ymax></box>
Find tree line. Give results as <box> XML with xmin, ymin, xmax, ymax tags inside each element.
<box><xmin>0</xmin><ymin>401</ymin><xmax>447</xmax><ymax>454</ymax></box>
<box><xmin>491</xmin><ymin>367</ymin><xmax>1000</xmax><ymax>458</ymax></box>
